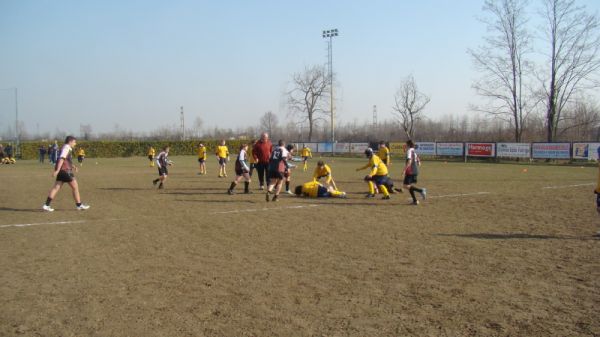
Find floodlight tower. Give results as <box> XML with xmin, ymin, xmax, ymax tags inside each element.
<box><xmin>322</xmin><ymin>28</ymin><xmax>338</xmax><ymax>146</ymax></box>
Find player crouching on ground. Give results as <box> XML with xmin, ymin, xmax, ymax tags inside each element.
<box><xmin>294</xmin><ymin>180</ymin><xmax>346</xmax><ymax>198</ymax></box>
<box><xmin>228</xmin><ymin>143</ymin><xmax>252</xmax><ymax>195</ymax></box>
<box><xmin>403</xmin><ymin>140</ymin><xmax>427</xmax><ymax>205</ymax></box>
<box><xmin>356</xmin><ymin>148</ymin><xmax>391</xmax><ymax>200</ymax></box>
<box><xmin>42</xmin><ymin>136</ymin><xmax>90</xmax><ymax>211</ymax></box>
<box><xmin>266</xmin><ymin>140</ymin><xmax>291</xmax><ymax>202</ymax></box>
<box><xmin>153</xmin><ymin>146</ymin><xmax>172</xmax><ymax>189</ymax></box>
<box><xmin>313</xmin><ymin>160</ymin><xmax>336</xmax><ymax>189</ymax></box>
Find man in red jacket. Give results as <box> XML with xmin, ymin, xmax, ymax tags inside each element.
<box><xmin>252</xmin><ymin>132</ymin><xmax>273</xmax><ymax>190</ymax></box>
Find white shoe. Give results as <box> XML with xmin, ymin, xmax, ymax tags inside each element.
<box><xmin>286</xmin><ymin>190</ymin><xmax>294</xmax><ymax>195</ymax></box>
<box><xmin>76</xmin><ymin>204</ymin><xmax>90</xmax><ymax>210</ymax></box>
<box><xmin>420</xmin><ymin>188</ymin><xmax>427</xmax><ymax>200</ymax></box>
<box><xmin>42</xmin><ymin>204</ymin><xmax>54</xmax><ymax>212</ymax></box>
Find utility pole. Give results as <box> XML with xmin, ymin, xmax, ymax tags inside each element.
<box><xmin>180</xmin><ymin>106</ymin><xmax>185</xmax><ymax>141</ymax></box>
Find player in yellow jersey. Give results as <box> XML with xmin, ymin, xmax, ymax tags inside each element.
<box><xmin>300</xmin><ymin>145</ymin><xmax>312</xmax><ymax>171</ymax></box>
<box><xmin>356</xmin><ymin>148</ymin><xmax>391</xmax><ymax>199</ymax></box>
<box><xmin>378</xmin><ymin>141</ymin><xmax>391</xmax><ymax>166</ymax></box>
<box><xmin>294</xmin><ymin>180</ymin><xmax>346</xmax><ymax>198</ymax></box>
<box><xmin>215</xmin><ymin>139</ymin><xmax>229</xmax><ymax>178</ymax></box>
<box><xmin>147</xmin><ymin>146</ymin><xmax>156</xmax><ymax>167</ymax></box>
<box><xmin>313</xmin><ymin>160</ymin><xmax>336</xmax><ymax>189</ymax></box>
<box><xmin>197</xmin><ymin>143</ymin><xmax>207</xmax><ymax>175</ymax></box>
<box><xmin>76</xmin><ymin>147</ymin><xmax>86</xmax><ymax>165</ymax></box>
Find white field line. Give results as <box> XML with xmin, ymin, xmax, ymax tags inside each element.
<box><xmin>542</xmin><ymin>183</ymin><xmax>594</xmax><ymax>189</ymax></box>
<box><xmin>0</xmin><ymin>218</ymin><xmax>126</xmax><ymax>229</ymax></box>
<box><xmin>212</xmin><ymin>204</ymin><xmax>320</xmax><ymax>215</ymax></box>
<box><xmin>424</xmin><ymin>192</ymin><xmax>491</xmax><ymax>199</ymax></box>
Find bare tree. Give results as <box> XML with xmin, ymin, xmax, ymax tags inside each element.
<box><xmin>391</xmin><ymin>75</ymin><xmax>431</xmax><ymax>140</ymax></box>
<box><xmin>80</xmin><ymin>124</ymin><xmax>93</xmax><ymax>140</ymax></box>
<box><xmin>259</xmin><ymin>111</ymin><xmax>279</xmax><ymax>137</ymax></box>
<box><xmin>469</xmin><ymin>0</ymin><xmax>536</xmax><ymax>142</ymax></box>
<box><xmin>540</xmin><ymin>0</ymin><xmax>600</xmax><ymax>141</ymax></box>
<box><xmin>193</xmin><ymin>116</ymin><xmax>203</xmax><ymax>139</ymax></box>
<box><xmin>287</xmin><ymin>65</ymin><xmax>329</xmax><ymax>141</ymax></box>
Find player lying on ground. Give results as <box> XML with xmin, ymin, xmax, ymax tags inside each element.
<box><xmin>294</xmin><ymin>181</ymin><xmax>346</xmax><ymax>198</ymax></box>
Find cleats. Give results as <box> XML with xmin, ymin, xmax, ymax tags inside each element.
<box><xmin>271</xmin><ymin>195</ymin><xmax>279</xmax><ymax>202</ymax></box>
<box><xmin>420</xmin><ymin>188</ymin><xmax>427</xmax><ymax>200</ymax></box>
<box><xmin>382</xmin><ymin>195</ymin><xmax>391</xmax><ymax>200</ymax></box>
<box><xmin>339</xmin><ymin>192</ymin><xmax>347</xmax><ymax>198</ymax></box>
<box><xmin>285</xmin><ymin>190</ymin><xmax>294</xmax><ymax>195</ymax></box>
<box><xmin>411</xmin><ymin>200</ymin><xmax>420</xmax><ymax>206</ymax></box>
<box><xmin>365</xmin><ymin>193</ymin><xmax>375</xmax><ymax>198</ymax></box>
<box><xmin>42</xmin><ymin>204</ymin><xmax>54</xmax><ymax>212</ymax></box>
<box><xmin>76</xmin><ymin>204</ymin><xmax>90</xmax><ymax>210</ymax></box>
<box><xmin>265</xmin><ymin>192</ymin><xmax>270</xmax><ymax>202</ymax></box>
<box><xmin>227</xmin><ymin>189</ymin><xmax>234</xmax><ymax>195</ymax></box>
<box><xmin>394</xmin><ymin>188</ymin><xmax>404</xmax><ymax>193</ymax></box>
<box><xmin>158</xmin><ymin>184</ymin><xmax>164</xmax><ymax>190</ymax></box>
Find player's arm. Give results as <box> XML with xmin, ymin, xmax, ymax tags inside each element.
<box><xmin>52</xmin><ymin>158</ymin><xmax>64</xmax><ymax>177</ymax></box>
<box><xmin>356</xmin><ymin>163</ymin><xmax>370</xmax><ymax>171</ymax></box>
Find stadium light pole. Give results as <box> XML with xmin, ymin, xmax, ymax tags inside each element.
<box><xmin>322</xmin><ymin>28</ymin><xmax>338</xmax><ymax>149</ymax></box>
<box><xmin>0</xmin><ymin>87</ymin><xmax>18</xmax><ymax>154</ymax></box>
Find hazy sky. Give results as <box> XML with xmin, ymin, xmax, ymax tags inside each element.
<box><xmin>1</xmin><ymin>0</ymin><xmax>599</xmax><ymax>136</ymax></box>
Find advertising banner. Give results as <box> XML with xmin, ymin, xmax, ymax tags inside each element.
<box><xmin>389</xmin><ymin>142</ymin><xmax>405</xmax><ymax>155</ymax></box>
<box><xmin>496</xmin><ymin>143</ymin><xmax>531</xmax><ymax>158</ymax></box>
<box><xmin>350</xmin><ymin>143</ymin><xmax>369</xmax><ymax>154</ymax></box>
<box><xmin>415</xmin><ymin>142</ymin><xmax>436</xmax><ymax>156</ymax></box>
<box><xmin>317</xmin><ymin>143</ymin><xmax>333</xmax><ymax>153</ymax></box>
<box><xmin>334</xmin><ymin>143</ymin><xmax>350</xmax><ymax>153</ymax></box>
<box><xmin>466</xmin><ymin>143</ymin><xmax>496</xmax><ymax>157</ymax></box>
<box><xmin>531</xmin><ymin>143</ymin><xmax>571</xmax><ymax>159</ymax></box>
<box><xmin>436</xmin><ymin>142</ymin><xmax>464</xmax><ymax>156</ymax></box>
<box><xmin>573</xmin><ymin>143</ymin><xmax>600</xmax><ymax>160</ymax></box>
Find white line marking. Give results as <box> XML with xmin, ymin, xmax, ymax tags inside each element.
<box><xmin>427</xmin><ymin>192</ymin><xmax>491</xmax><ymax>199</ymax></box>
<box><xmin>0</xmin><ymin>218</ymin><xmax>126</xmax><ymax>229</ymax></box>
<box><xmin>542</xmin><ymin>183</ymin><xmax>594</xmax><ymax>189</ymax></box>
<box><xmin>212</xmin><ymin>204</ymin><xmax>320</xmax><ymax>215</ymax></box>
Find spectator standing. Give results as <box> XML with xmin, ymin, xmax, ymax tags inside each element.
<box><xmin>252</xmin><ymin>132</ymin><xmax>273</xmax><ymax>190</ymax></box>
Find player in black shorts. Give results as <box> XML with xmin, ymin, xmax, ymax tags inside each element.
<box><xmin>228</xmin><ymin>143</ymin><xmax>252</xmax><ymax>194</ymax></box>
<box><xmin>152</xmin><ymin>146</ymin><xmax>172</xmax><ymax>189</ymax></box>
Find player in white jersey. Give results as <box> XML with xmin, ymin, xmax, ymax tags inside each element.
<box><xmin>227</xmin><ymin>143</ymin><xmax>252</xmax><ymax>194</ymax></box>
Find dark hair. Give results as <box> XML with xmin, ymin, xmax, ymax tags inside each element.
<box><xmin>317</xmin><ymin>160</ymin><xmax>324</xmax><ymax>166</ymax></box>
<box><xmin>406</xmin><ymin>140</ymin><xmax>414</xmax><ymax>148</ymax></box>
<box><xmin>379</xmin><ymin>140</ymin><xmax>385</xmax><ymax>145</ymax></box>
<box><xmin>64</xmin><ymin>136</ymin><xmax>76</xmax><ymax>144</ymax></box>
<box><xmin>240</xmin><ymin>143</ymin><xmax>248</xmax><ymax>149</ymax></box>
<box><xmin>163</xmin><ymin>145</ymin><xmax>170</xmax><ymax>150</ymax></box>
<box><xmin>278</xmin><ymin>140</ymin><xmax>285</xmax><ymax>146</ymax></box>
<box><xmin>294</xmin><ymin>185</ymin><xmax>303</xmax><ymax>195</ymax></box>
<box><xmin>286</xmin><ymin>144</ymin><xmax>294</xmax><ymax>151</ymax></box>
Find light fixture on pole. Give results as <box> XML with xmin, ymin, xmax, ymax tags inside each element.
<box><xmin>322</xmin><ymin>28</ymin><xmax>338</xmax><ymax>149</ymax></box>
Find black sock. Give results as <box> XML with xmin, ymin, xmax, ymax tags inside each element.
<box><xmin>412</xmin><ymin>186</ymin><xmax>423</xmax><ymax>193</ymax></box>
<box><xmin>285</xmin><ymin>181</ymin><xmax>290</xmax><ymax>191</ymax></box>
<box><xmin>76</xmin><ymin>202</ymin><xmax>82</xmax><ymax>207</ymax></box>
<box><xmin>158</xmin><ymin>182</ymin><xmax>163</xmax><ymax>187</ymax></box>
<box><xmin>409</xmin><ymin>187</ymin><xmax>417</xmax><ymax>202</ymax></box>
<box><xmin>45</xmin><ymin>197</ymin><xmax>52</xmax><ymax>206</ymax></box>
<box><xmin>244</xmin><ymin>181</ymin><xmax>249</xmax><ymax>192</ymax></box>
<box><xmin>153</xmin><ymin>179</ymin><xmax>159</xmax><ymax>183</ymax></box>
<box><xmin>229</xmin><ymin>182</ymin><xmax>237</xmax><ymax>191</ymax></box>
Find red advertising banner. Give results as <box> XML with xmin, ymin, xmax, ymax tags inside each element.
<box><xmin>466</xmin><ymin>143</ymin><xmax>496</xmax><ymax>157</ymax></box>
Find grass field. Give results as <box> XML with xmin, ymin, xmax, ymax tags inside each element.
<box><xmin>1</xmin><ymin>156</ymin><xmax>599</xmax><ymax>336</ymax></box>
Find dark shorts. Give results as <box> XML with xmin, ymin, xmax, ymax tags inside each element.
<box><xmin>303</xmin><ymin>156</ymin><xmax>309</xmax><ymax>161</ymax></box>
<box><xmin>268</xmin><ymin>170</ymin><xmax>284</xmax><ymax>180</ymax></box>
<box><xmin>198</xmin><ymin>158</ymin><xmax>205</xmax><ymax>163</ymax></box>
<box><xmin>148</xmin><ymin>155</ymin><xmax>153</xmax><ymax>161</ymax></box>
<box><xmin>317</xmin><ymin>186</ymin><xmax>329</xmax><ymax>197</ymax></box>
<box><xmin>218</xmin><ymin>157</ymin><xmax>227</xmax><ymax>165</ymax></box>
<box><xmin>158</xmin><ymin>167</ymin><xmax>168</xmax><ymax>177</ymax></box>
<box><xmin>366</xmin><ymin>174</ymin><xmax>387</xmax><ymax>186</ymax></box>
<box><xmin>596</xmin><ymin>193</ymin><xmax>600</xmax><ymax>213</ymax></box>
<box><xmin>235</xmin><ymin>168</ymin><xmax>249</xmax><ymax>176</ymax></box>
<box><xmin>403</xmin><ymin>174</ymin><xmax>418</xmax><ymax>185</ymax></box>
<box><xmin>56</xmin><ymin>170</ymin><xmax>75</xmax><ymax>183</ymax></box>
<box><xmin>77</xmin><ymin>156</ymin><xmax>84</xmax><ymax>163</ymax></box>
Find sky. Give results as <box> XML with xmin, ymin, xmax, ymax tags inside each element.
<box><xmin>1</xmin><ymin>0</ymin><xmax>599</xmax><ymax>137</ymax></box>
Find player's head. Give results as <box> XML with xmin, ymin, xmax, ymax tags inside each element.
<box><xmin>294</xmin><ymin>185</ymin><xmax>303</xmax><ymax>196</ymax></box>
<box><xmin>240</xmin><ymin>143</ymin><xmax>248</xmax><ymax>150</ymax></box>
<box><xmin>163</xmin><ymin>145</ymin><xmax>170</xmax><ymax>152</ymax></box>
<box><xmin>317</xmin><ymin>160</ymin><xmax>324</xmax><ymax>167</ymax></box>
<box><xmin>64</xmin><ymin>135</ymin><xmax>77</xmax><ymax>146</ymax></box>
<box><xmin>379</xmin><ymin>141</ymin><xmax>386</xmax><ymax>148</ymax></box>
<box><xmin>261</xmin><ymin>132</ymin><xmax>269</xmax><ymax>141</ymax></box>
<box><xmin>365</xmin><ymin>148</ymin><xmax>374</xmax><ymax>158</ymax></box>
<box><xmin>286</xmin><ymin>144</ymin><xmax>294</xmax><ymax>153</ymax></box>
<box><xmin>406</xmin><ymin>140</ymin><xmax>414</xmax><ymax>148</ymax></box>
<box><xmin>220</xmin><ymin>139</ymin><xmax>225</xmax><ymax>145</ymax></box>
<box><xmin>199</xmin><ymin>142</ymin><xmax>204</xmax><ymax>147</ymax></box>
<box><xmin>278</xmin><ymin>139</ymin><xmax>285</xmax><ymax>147</ymax></box>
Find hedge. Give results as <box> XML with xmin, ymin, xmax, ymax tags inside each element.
<box><xmin>19</xmin><ymin>140</ymin><xmax>249</xmax><ymax>160</ymax></box>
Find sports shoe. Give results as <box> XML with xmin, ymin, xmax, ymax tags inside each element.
<box><xmin>271</xmin><ymin>195</ymin><xmax>279</xmax><ymax>202</ymax></box>
<box><xmin>420</xmin><ymin>188</ymin><xmax>427</xmax><ymax>200</ymax></box>
<box><xmin>339</xmin><ymin>192</ymin><xmax>347</xmax><ymax>198</ymax></box>
<box><xmin>158</xmin><ymin>184</ymin><xmax>164</xmax><ymax>190</ymax></box>
<box><xmin>265</xmin><ymin>192</ymin><xmax>270</xmax><ymax>202</ymax></box>
<box><xmin>259</xmin><ymin>185</ymin><xmax>265</xmax><ymax>190</ymax></box>
<box><xmin>42</xmin><ymin>204</ymin><xmax>54</xmax><ymax>212</ymax></box>
<box><xmin>152</xmin><ymin>179</ymin><xmax>158</xmax><ymax>186</ymax></box>
<box><xmin>382</xmin><ymin>195</ymin><xmax>391</xmax><ymax>200</ymax></box>
<box><xmin>227</xmin><ymin>189</ymin><xmax>234</xmax><ymax>195</ymax></box>
<box><xmin>394</xmin><ymin>188</ymin><xmax>404</xmax><ymax>193</ymax></box>
<box><xmin>411</xmin><ymin>200</ymin><xmax>420</xmax><ymax>205</ymax></box>
<box><xmin>365</xmin><ymin>193</ymin><xmax>375</xmax><ymax>198</ymax></box>
<box><xmin>76</xmin><ymin>204</ymin><xmax>90</xmax><ymax>210</ymax></box>
<box><xmin>244</xmin><ymin>190</ymin><xmax>253</xmax><ymax>194</ymax></box>
<box><xmin>286</xmin><ymin>190</ymin><xmax>294</xmax><ymax>195</ymax></box>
